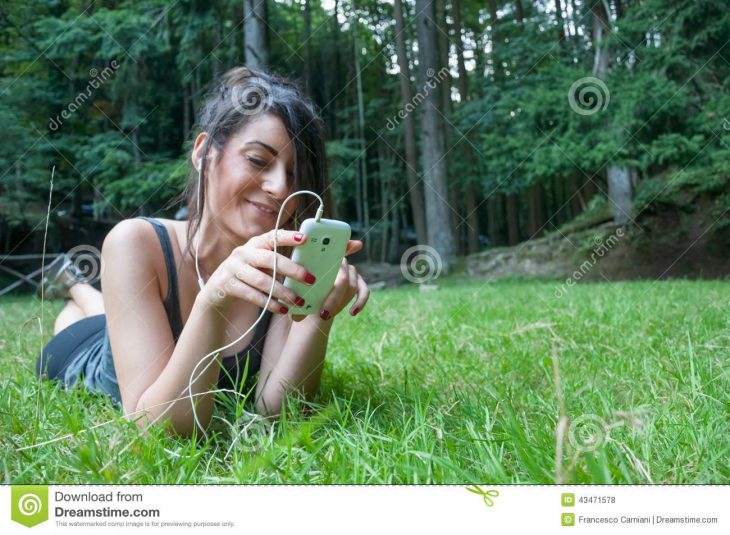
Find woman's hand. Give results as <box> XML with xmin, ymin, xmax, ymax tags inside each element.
<box><xmin>199</xmin><ymin>229</ymin><xmax>314</xmax><ymax>314</ymax></box>
<box><xmin>291</xmin><ymin>239</ymin><xmax>369</xmax><ymax>322</ymax></box>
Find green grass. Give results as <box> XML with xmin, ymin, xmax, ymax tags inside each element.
<box><xmin>1</xmin><ymin>278</ymin><xmax>728</xmax><ymax>484</ymax></box>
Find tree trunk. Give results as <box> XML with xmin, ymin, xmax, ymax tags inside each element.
<box><xmin>554</xmin><ymin>0</ymin><xmax>566</xmax><ymax>44</ymax></box>
<box><xmin>244</xmin><ymin>0</ymin><xmax>268</xmax><ymax>68</ymax></box>
<box><xmin>389</xmin><ymin>186</ymin><xmax>401</xmax><ymax>262</ymax></box>
<box><xmin>436</xmin><ymin>0</ymin><xmax>452</xmax><ymax>121</ymax></box>
<box><xmin>506</xmin><ymin>193</ymin><xmax>519</xmax><ymax>245</ymax></box>
<box><xmin>583</xmin><ymin>174</ymin><xmax>598</xmax><ymax>202</ymax></box>
<box><xmin>606</xmin><ymin>167</ymin><xmax>633</xmax><ymax>224</ymax></box>
<box><xmin>592</xmin><ymin>1</ymin><xmax>633</xmax><ymax>224</ymax></box>
<box><xmin>488</xmin><ymin>0</ymin><xmax>502</xmax><ymax>83</ymax></box>
<box><xmin>303</xmin><ymin>0</ymin><xmax>312</xmax><ymax>92</ymax></box>
<box><xmin>394</xmin><ymin>0</ymin><xmax>427</xmax><ymax>246</ymax></box>
<box><xmin>514</xmin><ymin>0</ymin><xmax>524</xmax><ymax>23</ymax></box>
<box><xmin>379</xmin><ymin>140</ymin><xmax>388</xmax><ymax>263</ymax></box>
<box><xmin>436</xmin><ymin>0</ymin><xmax>460</xmax><ymax>253</ymax></box>
<box><xmin>527</xmin><ymin>182</ymin><xmax>545</xmax><ymax>238</ymax></box>
<box><xmin>567</xmin><ymin>173</ymin><xmax>584</xmax><ymax>218</ymax></box>
<box><xmin>183</xmin><ymin>82</ymin><xmax>191</xmax><ymax>143</ymax></box>
<box><xmin>488</xmin><ymin>194</ymin><xmax>501</xmax><ymax>246</ymax></box>
<box><xmin>331</xmin><ymin>0</ymin><xmax>342</xmax><ymax>139</ymax></box>
<box><xmin>131</xmin><ymin>128</ymin><xmax>141</xmax><ymax>167</ymax></box>
<box><xmin>353</xmin><ymin>27</ymin><xmax>370</xmax><ymax>261</ymax></box>
<box><xmin>453</xmin><ymin>0</ymin><xmax>480</xmax><ymax>254</ymax></box>
<box><xmin>416</xmin><ymin>0</ymin><xmax>457</xmax><ymax>272</ymax></box>
<box><xmin>465</xmin><ymin>186</ymin><xmax>481</xmax><ymax>252</ymax></box>
<box><xmin>453</xmin><ymin>0</ymin><xmax>469</xmax><ymax>99</ymax></box>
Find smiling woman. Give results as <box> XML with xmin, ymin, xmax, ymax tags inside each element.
<box><xmin>35</xmin><ymin>66</ymin><xmax>369</xmax><ymax>438</ymax></box>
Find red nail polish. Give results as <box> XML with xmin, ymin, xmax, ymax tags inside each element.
<box><xmin>294</xmin><ymin>233</ymin><xmax>304</xmax><ymax>242</ymax></box>
<box><xmin>319</xmin><ymin>309</ymin><xmax>330</xmax><ymax>320</ymax></box>
<box><xmin>294</xmin><ymin>296</ymin><xmax>305</xmax><ymax>306</ymax></box>
<box><xmin>279</xmin><ymin>305</ymin><xmax>289</xmax><ymax>314</ymax></box>
<box><xmin>304</xmin><ymin>272</ymin><xmax>316</xmax><ymax>284</ymax></box>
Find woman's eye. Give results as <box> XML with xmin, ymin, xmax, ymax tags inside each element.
<box><xmin>247</xmin><ymin>156</ymin><xmax>267</xmax><ymax>167</ymax></box>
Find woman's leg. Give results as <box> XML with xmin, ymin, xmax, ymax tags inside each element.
<box><xmin>68</xmin><ymin>282</ymin><xmax>105</xmax><ymax>317</ymax></box>
<box><xmin>54</xmin><ymin>300</ymin><xmax>85</xmax><ymax>335</ymax></box>
<box><xmin>52</xmin><ymin>283</ymin><xmax>104</xmax><ymax>335</ymax></box>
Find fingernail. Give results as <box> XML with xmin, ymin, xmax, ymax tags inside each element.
<box><xmin>351</xmin><ymin>307</ymin><xmax>360</xmax><ymax>316</ymax></box>
<box><xmin>319</xmin><ymin>309</ymin><xmax>330</xmax><ymax>320</ymax></box>
<box><xmin>294</xmin><ymin>232</ymin><xmax>304</xmax><ymax>242</ymax></box>
<box><xmin>279</xmin><ymin>305</ymin><xmax>289</xmax><ymax>314</ymax></box>
<box><xmin>294</xmin><ymin>296</ymin><xmax>305</xmax><ymax>306</ymax></box>
<box><xmin>304</xmin><ymin>272</ymin><xmax>316</xmax><ymax>284</ymax></box>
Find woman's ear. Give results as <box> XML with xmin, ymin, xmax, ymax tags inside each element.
<box><xmin>191</xmin><ymin>132</ymin><xmax>208</xmax><ymax>170</ymax></box>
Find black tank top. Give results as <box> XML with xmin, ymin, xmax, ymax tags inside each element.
<box><xmin>136</xmin><ymin>216</ymin><xmax>272</xmax><ymax>390</ymax></box>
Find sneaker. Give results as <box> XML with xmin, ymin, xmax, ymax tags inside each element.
<box><xmin>36</xmin><ymin>254</ymin><xmax>83</xmax><ymax>300</ymax></box>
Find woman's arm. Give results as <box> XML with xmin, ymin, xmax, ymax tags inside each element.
<box><xmin>132</xmin><ymin>294</ymin><xmax>232</xmax><ymax>436</ymax></box>
<box><xmin>254</xmin><ymin>313</ymin><xmax>333</xmax><ymax>417</ymax></box>
<box><xmin>254</xmin><ymin>248</ymin><xmax>369</xmax><ymax>417</ymax></box>
<box><xmin>102</xmin><ymin>220</ymin><xmax>236</xmax><ymax>437</ymax></box>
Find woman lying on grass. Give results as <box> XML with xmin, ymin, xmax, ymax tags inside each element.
<box><xmin>36</xmin><ymin>66</ymin><xmax>369</xmax><ymax>437</ymax></box>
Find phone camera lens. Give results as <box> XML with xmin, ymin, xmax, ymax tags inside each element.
<box><xmin>322</xmin><ymin>237</ymin><xmax>330</xmax><ymax>245</ymax></box>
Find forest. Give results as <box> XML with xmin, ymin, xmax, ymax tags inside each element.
<box><xmin>1</xmin><ymin>0</ymin><xmax>727</xmax><ymax>275</ymax></box>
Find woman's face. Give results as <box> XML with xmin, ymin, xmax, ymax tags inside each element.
<box><xmin>198</xmin><ymin>113</ymin><xmax>300</xmax><ymax>243</ymax></box>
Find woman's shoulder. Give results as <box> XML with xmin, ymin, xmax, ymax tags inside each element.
<box><xmin>102</xmin><ymin>217</ymin><xmax>186</xmax><ymax>304</ymax></box>
<box><xmin>104</xmin><ymin>217</ymin><xmax>185</xmax><ymax>249</ymax></box>
<box><xmin>101</xmin><ymin>218</ymin><xmax>165</xmax><ymax>293</ymax></box>
<box><xmin>104</xmin><ymin>216</ymin><xmax>157</xmax><ymax>245</ymax></box>
<box><xmin>137</xmin><ymin>217</ymin><xmax>186</xmax><ymax>246</ymax></box>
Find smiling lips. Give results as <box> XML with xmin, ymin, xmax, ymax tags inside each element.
<box><xmin>246</xmin><ymin>199</ymin><xmax>278</xmax><ymax>217</ymax></box>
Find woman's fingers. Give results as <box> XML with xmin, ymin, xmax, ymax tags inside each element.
<box><xmin>348</xmin><ymin>273</ymin><xmax>370</xmax><ymax>316</ymax></box>
<box><xmin>249</xmin><ymin>228</ymin><xmax>309</xmax><ymax>250</ymax></box>
<box><xmin>239</xmin><ymin>247</ymin><xmax>314</xmax><ymax>286</ymax></box>
<box><xmin>213</xmin><ymin>270</ymin><xmax>290</xmax><ymax>314</ymax></box>
<box><xmin>345</xmin><ymin>239</ymin><xmax>364</xmax><ymax>257</ymax></box>
<box><xmin>233</xmin><ymin>263</ymin><xmax>305</xmax><ymax>309</ymax></box>
<box><xmin>229</xmin><ymin>231</ymin><xmax>367</xmax><ymax>321</ymax></box>
<box><xmin>317</xmin><ymin>261</ymin><xmax>348</xmax><ymax>320</ymax></box>
<box><xmin>347</xmin><ymin>263</ymin><xmax>358</xmax><ymax>290</ymax></box>
<box><xmin>318</xmin><ymin>260</ymin><xmax>367</xmax><ymax>320</ymax></box>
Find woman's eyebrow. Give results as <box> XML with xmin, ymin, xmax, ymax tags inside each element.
<box><xmin>244</xmin><ymin>140</ymin><xmax>278</xmax><ymax>156</ymax></box>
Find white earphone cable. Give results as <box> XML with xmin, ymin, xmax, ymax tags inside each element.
<box><xmin>188</xmin><ymin>173</ymin><xmax>324</xmax><ymax>439</ymax></box>
<box><xmin>195</xmin><ymin>159</ymin><xmax>206</xmax><ymax>291</ymax></box>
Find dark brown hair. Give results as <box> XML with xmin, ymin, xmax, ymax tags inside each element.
<box><xmin>173</xmin><ymin>66</ymin><xmax>333</xmax><ymax>270</ymax></box>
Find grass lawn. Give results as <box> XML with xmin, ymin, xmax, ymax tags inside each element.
<box><xmin>1</xmin><ymin>278</ymin><xmax>728</xmax><ymax>484</ymax></box>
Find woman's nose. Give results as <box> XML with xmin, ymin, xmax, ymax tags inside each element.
<box><xmin>262</xmin><ymin>166</ymin><xmax>290</xmax><ymax>201</ymax></box>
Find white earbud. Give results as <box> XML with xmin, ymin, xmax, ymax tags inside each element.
<box><xmin>197</xmin><ymin>159</ymin><xmax>202</xmax><ymax>172</ymax></box>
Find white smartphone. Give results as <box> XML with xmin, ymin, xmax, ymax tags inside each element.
<box><xmin>282</xmin><ymin>217</ymin><xmax>351</xmax><ymax>315</ymax></box>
